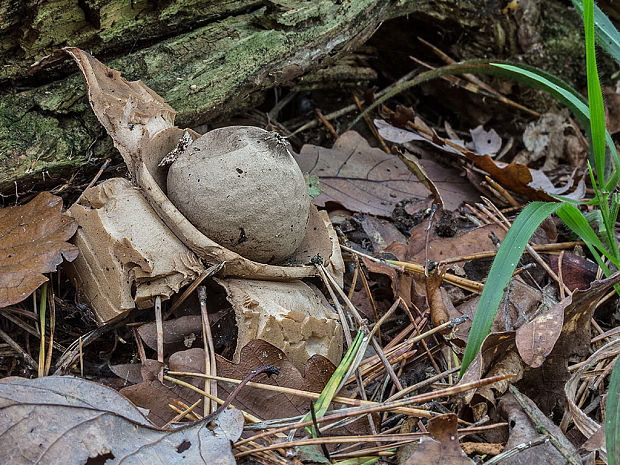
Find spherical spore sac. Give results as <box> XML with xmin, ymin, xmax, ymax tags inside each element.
<box><xmin>166</xmin><ymin>126</ymin><xmax>310</xmax><ymax>264</ymax></box>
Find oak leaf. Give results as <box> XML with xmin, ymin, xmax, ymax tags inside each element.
<box><xmin>0</xmin><ymin>192</ymin><xmax>78</xmax><ymax>307</ymax></box>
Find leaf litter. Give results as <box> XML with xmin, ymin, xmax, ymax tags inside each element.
<box><xmin>2</xmin><ymin>29</ymin><xmax>620</xmax><ymax>465</ymax></box>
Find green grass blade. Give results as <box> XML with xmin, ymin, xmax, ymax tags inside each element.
<box><xmin>303</xmin><ymin>329</ymin><xmax>367</xmax><ymax>435</ymax></box>
<box><xmin>556</xmin><ymin>203</ymin><xmax>619</xmax><ymax>270</ymax></box>
<box><xmin>335</xmin><ymin>458</ymin><xmax>381</xmax><ymax>465</ymax></box>
<box><xmin>583</xmin><ymin>0</ymin><xmax>607</xmax><ymax>185</ymax></box>
<box><xmin>572</xmin><ymin>0</ymin><xmax>620</xmax><ymax>64</ymax></box>
<box><xmin>607</xmin><ymin>356</ymin><xmax>620</xmax><ymax>465</ymax></box>
<box><xmin>460</xmin><ymin>202</ymin><xmax>562</xmax><ymax>376</ymax></box>
<box><xmin>38</xmin><ymin>282</ymin><xmax>47</xmax><ymax>378</ymax></box>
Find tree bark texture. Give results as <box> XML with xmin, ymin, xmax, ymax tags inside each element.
<box><xmin>0</xmin><ymin>0</ymin><xmax>611</xmax><ymax>195</ymax></box>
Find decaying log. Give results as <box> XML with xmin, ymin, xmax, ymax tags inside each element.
<box><xmin>0</xmin><ymin>0</ymin><xmax>613</xmax><ymax>196</ymax></box>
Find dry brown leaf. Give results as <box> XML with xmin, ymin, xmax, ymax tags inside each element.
<box><xmin>449</xmin><ymin>280</ymin><xmax>543</xmax><ymax>346</ymax></box>
<box><xmin>459</xmin><ymin>332</ymin><xmax>521</xmax><ymax>406</ymax></box>
<box><xmin>426</xmin><ymin>267</ymin><xmax>452</xmax><ymax>328</ymax></box>
<box><xmin>295</xmin><ymin>130</ymin><xmax>479</xmax><ymax>214</ymax></box>
<box><xmin>407</xmin><ymin>223</ymin><xmax>506</xmax><ymax>265</ymax></box>
<box><xmin>0</xmin><ymin>375</ymin><xmax>243</xmax><ymax>464</ymax></box>
<box><xmin>175</xmin><ymin>342</ymin><xmax>336</xmax><ymax>421</ymax></box>
<box><xmin>400</xmin><ymin>414</ymin><xmax>475</xmax><ymax>465</ymax></box>
<box><xmin>518</xmin><ymin>272</ymin><xmax>620</xmax><ymax>413</ymax></box>
<box><xmin>498</xmin><ymin>391</ymin><xmax>578</xmax><ymax>465</ymax></box>
<box><xmin>0</xmin><ymin>192</ymin><xmax>78</xmax><ymax>307</ymax></box>
<box><xmin>549</xmin><ymin>252</ymin><xmax>598</xmax><ymax>291</ymax></box>
<box><xmin>377</xmin><ymin>118</ymin><xmax>585</xmax><ymax>201</ymax></box>
<box><xmin>121</xmin><ymin>341</ymin><xmax>336</xmax><ymax>426</ymax></box>
<box><xmin>515</xmin><ymin>302</ymin><xmax>564</xmax><ymax>368</ymax></box>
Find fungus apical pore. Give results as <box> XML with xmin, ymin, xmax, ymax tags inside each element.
<box><xmin>166</xmin><ymin>126</ymin><xmax>310</xmax><ymax>264</ymax></box>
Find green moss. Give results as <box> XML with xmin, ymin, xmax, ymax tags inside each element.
<box><xmin>1</xmin><ymin>0</ymin><xmax>390</xmax><ymax>193</ymax></box>
<box><xmin>0</xmin><ymin>93</ymin><xmax>98</xmax><ymax>193</ymax></box>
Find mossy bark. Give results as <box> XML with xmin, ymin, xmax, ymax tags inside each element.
<box><xmin>0</xmin><ymin>0</ymin><xmax>611</xmax><ymax>196</ymax></box>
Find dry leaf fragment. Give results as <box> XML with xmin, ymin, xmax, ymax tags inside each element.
<box><xmin>295</xmin><ymin>130</ymin><xmax>478</xmax><ymax>214</ymax></box>
<box><xmin>469</xmin><ymin>125</ymin><xmax>502</xmax><ymax>155</ymax></box>
<box><xmin>519</xmin><ymin>271</ymin><xmax>620</xmax><ymax>413</ymax></box>
<box><xmin>121</xmin><ymin>341</ymin><xmax>335</xmax><ymax>426</ymax></box>
<box><xmin>400</xmin><ymin>413</ymin><xmax>475</xmax><ymax>465</ymax></box>
<box><xmin>0</xmin><ymin>375</ymin><xmax>243</xmax><ymax>465</ymax></box>
<box><xmin>498</xmin><ymin>391</ymin><xmax>578</xmax><ymax>465</ymax></box>
<box><xmin>0</xmin><ymin>192</ymin><xmax>78</xmax><ymax>307</ymax></box>
<box><xmin>377</xmin><ymin>118</ymin><xmax>585</xmax><ymax>201</ymax></box>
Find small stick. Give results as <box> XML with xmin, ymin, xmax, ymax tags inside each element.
<box><xmin>198</xmin><ymin>286</ymin><xmax>217</xmax><ymax>415</ymax></box>
<box><xmin>386</xmin><ymin>366</ymin><xmax>461</xmax><ymax>401</ymax></box>
<box><xmin>38</xmin><ymin>282</ymin><xmax>48</xmax><ymax>378</ymax></box>
<box><xmin>168</xmin><ymin>402</ymin><xmax>202</xmax><ymax>422</ymax></box>
<box><xmin>0</xmin><ymin>328</ymin><xmax>38</xmax><ymax>370</ymax></box>
<box><xmin>164</xmin><ymin>263</ymin><xmax>223</xmax><ymax>319</ymax></box>
<box><xmin>171</xmin><ymin>399</ymin><xmax>202</xmax><ymax>421</ymax></box>
<box><xmin>436</xmin><ymin>242</ymin><xmax>584</xmax><ymax>265</ymax></box>
<box><xmin>315</xmin><ymin>109</ymin><xmax>339</xmax><ymax>139</ymax></box>
<box><xmin>84</xmin><ymin>158</ymin><xmax>111</xmax><ymax>191</ymax></box>
<box><xmin>78</xmin><ymin>336</ymin><xmax>84</xmax><ymax>377</ymax></box>
<box><xmin>358</xmin><ymin>260</ymin><xmax>381</xmax><ymax>343</ymax></box>
<box><xmin>154</xmin><ymin>296</ymin><xmax>164</xmax><ymax>382</ymax></box>
<box><xmin>352</xmin><ymin>93</ymin><xmax>391</xmax><ymax>153</ymax></box>
<box><xmin>341</xmin><ymin>244</ymin><xmax>483</xmax><ymax>293</ymax></box>
<box><xmin>169</xmin><ymin>365</ymin><xmax>279</xmax><ymax>424</ymax></box>
<box><xmin>484</xmin><ymin>437</ymin><xmax>549</xmax><ymax>464</ymax></box>
<box><xmin>166</xmin><ymin>370</ymin><xmax>432</xmax><ymax>417</ymax></box>
<box><xmin>509</xmin><ymin>386</ymin><xmax>582</xmax><ymax>465</ymax></box>
<box><xmin>236</xmin><ymin>374</ymin><xmax>514</xmax><ymax>448</ymax></box>
<box><xmin>558</xmin><ymin>250</ymin><xmax>566</xmax><ymax>300</ymax></box>
<box><xmin>132</xmin><ymin>327</ymin><xmax>147</xmax><ymax>364</ymax></box>
<box><xmin>484</xmin><ymin>176</ymin><xmax>519</xmax><ymax>207</ymax></box>
<box><xmin>44</xmin><ymin>287</ymin><xmax>56</xmax><ymax>376</ymax></box>
<box><xmin>320</xmin><ymin>264</ymin><xmax>404</xmax><ymax>390</ymax></box>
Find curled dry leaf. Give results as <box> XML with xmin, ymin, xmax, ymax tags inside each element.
<box><xmin>400</xmin><ymin>413</ymin><xmax>475</xmax><ymax>465</ymax></box>
<box><xmin>448</xmin><ymin>280</ymin><xmax>543</xmax><ymax>346</ymax></box>
<box><xmin>469</xmin><ymin>125</ymin><xmax>502</xmax><ymax>156</ymax></box>
<box><xmin>459</xmin><ymin>332</ymin><xmax>521</xmax><ymax>407</ymax></box>
<box><xmin>0</xmin><ymin>376</ymin><xmax>243</xmax><ymax>465</ymax></box>
<box><xmin>0</xmin><ymin>192</ymin><xmax>77</xmax><ymax>307</ymax></box>
<box><xmin>295</xmin><ymin>130</ymin><xmax>478</xmax><ymax>214</ymax></box>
